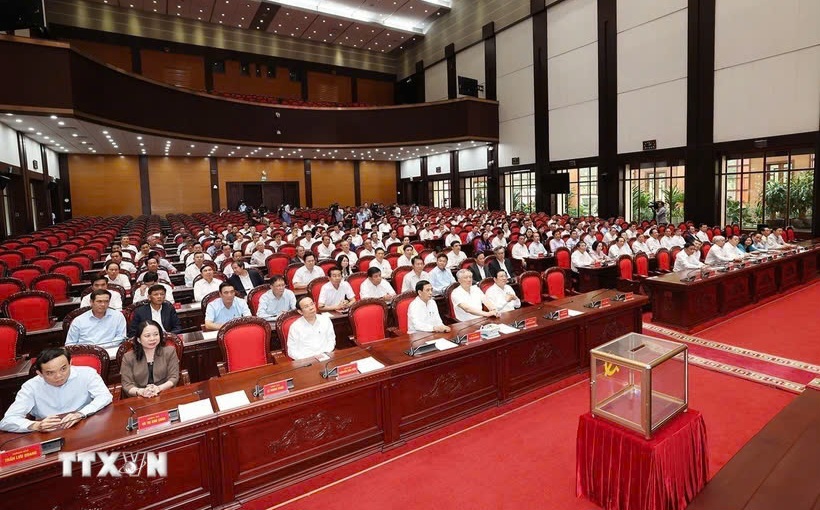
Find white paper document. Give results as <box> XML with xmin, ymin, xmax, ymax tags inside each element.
<box><xmin>354</xmin><ymin>356</ymin><xmax>386</xmax><ymax>374</ymax></box>
<box><xmin>177</xmin><ymin>399</ymin><xmax>215</xmax><ymax>422</ymax></box>
<box><xmin>201</xmin><ymin>330</ymin><xmax>219</xmax><ymax>340</ymax></box>
<box><xmin>568</xmin><ymin>309</ymin><xmax>583</xmax><ymax>317</ymax></box>
<box><xmin>215</xmin><ymin>390</ymin><xmax>251</xmax><ymax>411</ymax></box>
<box><xmin>433</xmin><ymin>339</ymin><xmax>459</xmax><ymax>351</ymax></box>
<box><xmin>187</xmin><ymin>302</ymin><xmax>202</xmax><ymax>310</ymax></box>
<box><xmin>497</xmin><ymin>324</ymin><xmax>521</xmax><ymax>335</ymax></box>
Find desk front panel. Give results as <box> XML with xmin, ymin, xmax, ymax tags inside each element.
<box><xmin>504</xmin><ymin>323</ymin><xmax>580</xmax><ymax>397</ymax></box>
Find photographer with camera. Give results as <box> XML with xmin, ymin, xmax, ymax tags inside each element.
<box><xmin>651</xmin><ymin>200</ymin><xmax>668</xmax><ymax>224</ymax></box>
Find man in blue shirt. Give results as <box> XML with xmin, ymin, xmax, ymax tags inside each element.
<box><xmin>0</xmin><ymin>347</ymin><xmax>113</xmax><ymax>433</ymax></box>
<box><xmin>204</xmin><ymin>282</ymin><xmax>251</xmax><ymax>331</ymax></box>
<box><xmin>65</xmin><ymin>289</ymin><xmax>127</xmax><ymax>347</ymax></box>
<box><xmin>428</xmin><ymin>253</ymin><xmax>456</xmax><ymax>295</ymax></box>
<box><xmin>257</xmin><ymin>275</ymin><xmax>297</xmax><ymax>320</ymax></box>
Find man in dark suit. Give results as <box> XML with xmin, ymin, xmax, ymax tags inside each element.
<box><xmin>469</xmin><ymin>251</ymin><xmax>491</xmax><ymax>285</ymax></box>
<box><xmin>226</xmin><ymin>260</ymin><xmax>264</xmax><ymax>297</ymax></box>
<box><xmin>487</xmin><ymin>246</ymin><xmax>516</xmax><ymax>283</ymax></box>
<box><xmin>128</xmin><ymin>284</ymin><xmax>182</xmax><ymax>337</ymax></box>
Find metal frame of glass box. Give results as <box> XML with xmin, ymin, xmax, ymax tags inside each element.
<box><xmin>590</xmin><ymin>333</ymin><xmax>688</xmax><ymax>439</ymax></box>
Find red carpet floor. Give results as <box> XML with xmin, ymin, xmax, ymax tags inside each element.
<box><xmin>697</xmin><ymin>280</ymin><xmax>820</xmax><ymax>365</ymax></box>
<box><xmin>245</xmin><ymin>367</ymin><xmax>793</xmax><ymax>510</ymax></box>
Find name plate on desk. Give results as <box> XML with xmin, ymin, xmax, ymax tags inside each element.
<box><xmin>263</xmin><ymin>380</ymin><xmax>290</xmax><ymax>398</ymax></box>
<box><xmin>466</xmin><ymin>331</ymin><xmax>482</xmax><ymax>344</ymax></box>
<box><xmin>173</xmin><ymin>302</ymin><xmax>182</xmax><ymax>310</ymax></box>
<box><xmin>137</xmin><ymin>411</ymin><xmax>171</xmax><ymax>431</ymax></box>
<box><xmin>593</xmin><ymin>261</ymin><xmax>602</xmax><ymax>268</ymax></box>
<box><xmin>601</xmin><ymin>298</ymin><xmax>611</xmax><ymax>308</ymax></box>
<box><xmin>336</xmin><ymin>362</ymin><xmax>359</xmax><ymax>379</ymax></box>
<box><xmin>0</xmin><ymin>444</ymin><xmax>43</xmax><ymax>468</ymax></box>
<box><xmin>524</xmin><ymin>316</ymin><xmax>537</xmax><ymax>328</ymax></box>
<box><xmin>545</xmin><ymin>309</ymin><xmax>569</xmax><ymax>320</ymax></box>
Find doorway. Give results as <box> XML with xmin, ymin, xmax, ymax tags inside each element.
<box><xmin>226</xmin><ymin>182</ymin><xmax>300</xmax><ymax>212</ymax></box>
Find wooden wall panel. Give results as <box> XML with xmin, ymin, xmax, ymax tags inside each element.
<box><xmin>357</xmin><ymin>78</ymin><xmax>395</xmax><ymax>105</ymax></box>
<box><xmin>307</xmin><ymin>72</ymin><xmax>352</xmax><ymax>103</ymax></box>
<box><xmin>218</xmin><ymin>158</ymin><xmax>305</xmax><ymax>209</ymax></box>
<box><xmin>360</xmin><ymin>161</ymin><xmax>397</xmax><ymax>205</ymax></box>
<box><xmin>68</xmin><ymin>155</ymin><xmax>142</xmax><ymax>216</ymax></box>
<box><xmin>311</xmin><ymin>160</ymin><xmax>355</xmax><ymax>207</ymax></box>
<box><xmin>212</xmin><ymin>62</ymin><xmax>302</xmax><ymax>98</ymax></box>
<box><xmin>148</xmin><ymin>157</ymin><xmax>212</xmax><ymax>215</ymax></box>
<box><xmin>68</xmin><ymin>39</ymin><xmax>132</xmax><ymax>72</ymax></box>
<box><xmin>140</xmin><ymin>49</ymin><xmax>206</xmax><ymax>90</ymax></box>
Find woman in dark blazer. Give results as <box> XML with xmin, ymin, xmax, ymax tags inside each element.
<box><xmin>121</xmin><ymin>320</ymin><xmax>180</xmax><ymax>398</ymax></box>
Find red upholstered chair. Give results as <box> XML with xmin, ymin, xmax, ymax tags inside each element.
<box><xmin>216</xmin><ymin>316</ymin><xmax>274</xmax><ymax>376</ymax></box>
<box><xmin>66</xmin><ymin>253</ymin><xmax>94</xmax><ymax>271</ymax></box>
<box><xmin>274</xmin><ymin>310</ymin><xmax>302</xmax><ymax>359</ymax></box>
<box><xmin>62</xmin><ymin>306</ymin><xmax>91</xmax><ymax>334</ymax></box>
<box><xmin>478</xmin><ymin>277</ymin><xmax>494</xmax><ymax>293</ymax></box>
<box><xmin>388</xmin><ymin>291</ymin><xmax>417</xmax><ymax>336</ymax></box>
<box><xmin>120</xmin><ymin>303</ymin><xmax>138</xmax><ymax>325</ymax></box>
<box><xmin>308</xmin><ymin>276</ymin><xmax>329</xmax><ymax>305</ymax></box>
<box><xmin>277</xmin><ymin>243</ymin><xmax>296</xmax><ymax>258</ymax></box>
<box><xmin>347</xmin><ymin>271</ymin><xmax>368</xmax><ymax>300</ymax></box>
<box><xmin>1</xmin><ymin>290</ymin><xmax>55</xmax><ymax>331</ymax></box>
<box><xmin>616</xmin><ymin>255</ymin><xmax>641</xmax><ymax>293</ymax></box>
<box><xmin>16</xmin><ymin>244</ymin><xmax>38</xmax><ymax>261</ymax></box>
<box><xmin>247</xmin><ymin>285</ymin><xmax>269</xmax><ymax>315</ymax></box>
<box><xmin>391</xmin><ymin>265</ymin><xmax>411</xmax><ymax>294</ymax></box>
<box><xmin>711</xmin><ymin>227</ymin><xmax>721</xmax><ymax>239</ymax></box>
<box><xmin>65</xmin><ymin>344</ymin><xmax>111</xmax><ymax>384</ymax></box>
<box><xmin>700</xmin><ymin>242</ymin><xmax>711</xmax><ymax>262</ymax></box>
<box><xmin>30</xmin><ymin>273</ymin><xmax>72</xmax><ymax>302</ymax></box>
<box><xmin>9</xmin><ymin>265</ymin><xmax>44</xmax><ymax>288</ymax></box>
<box><xmin>0</xmin><ymin>277</ymin><xmax>26</xmax><ymax>303</ymax></box>
<box><xmin>51</xmin><ymin>261</ymin><xmax>85</xmax><ymax>284</ymax></box>
<box><xmin>264</xmin><ymin>253</ymin><xmax>290</xmax><ymax>278</ymax></box>
<box><xmin>670</xmin><ymin>246</ymin><xmax>682</xmax><ymax>260</ymax></box>
<box><xmin>542</xmin><ymin>267</ymin><xmax>577</xmax><ymax>301</ymax></box>
<box><xmin>385</xmin><ymin>252</ymin><xmax>401</xmax><ymax>269</ymax></box>
<box><xmin>518</xmin><ymin>271</ymin><xmax>545</xmax><ymax>305</ymax></box>
<box><xmin>357</xmin><ymin>255</ymin><xmax>374</xmax><ymax>272</ymax></box>
<box><xmin>0</xmin><ymin>318</ymin><xmax>25</xmax><ymax>361</ymax></box>
<box><xmin>634</xmin><ymin>252</ymin><xmax>651</xmax><ymax>280</ymax></box>
<box><xmin>285</xmin><ymin>263</ymin><xmax>303</xmax><ymax>290</ymax></box>
<box><xmin>553</xmin><ymin>247</ymin><xmax>571</xmax><ymax>270</ymax></box>
<box><xmin>443</xmin><ymin>282</ymin><xmax>460</xmax><ymax>321</ymax></box>
<box><xmin>29</xmin><ymin>255</ymin><xmax>59</xmax><ymax>272</ymax></box>
<box><xmin>318</xmin><ymin>259</ymin><xmax>338</xmax><ymax>275</ymax></box>
<box><xmin>348</xmin><ymin>298</ymin><xmax>388</xmax><ymax>346</ymax></box>
<box><xmin>46</xmin><ymin>248</ymin><xmax>71</xmax><ymax>261</ymax></box>
<box><xmin>655</xmin><ymin>248</ymin><xmax>672</xmax><ymax>273</ymax></box>
<box><xmin>460</xmin><ymin>257</ymin><xmax>475</xmax><ymax>270</ymax></box>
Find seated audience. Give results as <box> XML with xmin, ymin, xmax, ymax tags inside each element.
<box><xmin>66</xmin><ymin>289</ymin><xmax>127</xmax><ymax>347</ymax></box>
<box><xmin>81</xmin><ymin>276</ymin><xmax>123</xmax><ymax>310</ymax></box>
<box><xmin>407</xmin><ymin>280</ymin><xmax>451</xmax><ymax>334</ymax></box>
<box><xmin>204</xmin><ymin>282</ymin><xmax>251</xmax><ymax>331</ymax></box>
<box><xmin>450</xmin><ymin>269</ymin><xmax>499</xmax><ymax>321</ymax></box>
<box><xmin>128</xmin><ymin>284</ymin><xmax>182</xmax><ymax>337</ymax></box>
<box><xmin>484</xmin><ymin>270</ymin><xmax>521</xmax><ymax>313</ymax></box>
<box><xmin>359</xmin><ymin>267</ymin><xmax>396</xmax><ymax>302</ymax></box>
<box><xmin>0</xmin><ymin>347</ymin><xmax>113</xmax><ymax>433</ymax></box>
<box><xmin>287</xmin><ymin>296</ymin><xmax>335</xmax><ymax>360</ymax></box>
<box><xmin>193</xmin><ymin>265</ymin><xmax>222</xmax><ymax>302</ymax></box>
<box><xmin>121</xmin><ymin>320</ymin><xmax>180</xmax><ymax>399</ymax></box>
<box><xmin>318</xmin><ymin>267</ymin><xmax>356</xmax><ymax>312</ymax></box>
<box><xmin>257</xmin><ymin>275</ymin><xmax>296</xmax><ymax>320</ymax></box>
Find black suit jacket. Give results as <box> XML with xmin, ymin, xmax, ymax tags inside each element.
<box><xmin>226</xmin><ymin>269</ymin><xmax>264</xmax><ymax>297</ymax></box>
<box><xmin>487</xmin><ymin>257</ymin><xmax>515</xmax><ymax>280</ymax></box>
<box><xmin>469</xmin><ymin>263</ymin><xmax>491</xmax><ymax>284</ymax></box>
<box><xmin>128</xmin><ymin>302</ymin><xmax>182</xmax><ymax>337</ymax></box>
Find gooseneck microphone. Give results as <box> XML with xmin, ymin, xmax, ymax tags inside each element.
<box><xmin>252</xmin><ymin>363</ymin><xmax>312</xmax><ymax>398</ymax></box>
<box><xmin>125</xmin><ymin>390</ymin><xmax>203</xmax><ymax>431</ymax></box>
<box><xmin>320</xmin><ymin>347</ymin><xmax>373</xmax><ymax>379</ymax></box>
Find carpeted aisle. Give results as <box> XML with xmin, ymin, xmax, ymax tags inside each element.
<box><xmin>247</xmin><ymin>367</ymin><xmax>793</xmax><ymax>510</ymax></box>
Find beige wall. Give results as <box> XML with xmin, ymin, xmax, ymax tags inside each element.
<box><xmin>148</xmin><ymin>157</ymin><xmax>212</xmax><ymax>215</ymax></box>
<box><xmin>68</xmin><ymin>155</ymin><xmax>142</xmax><ymax>216</ymax></box>
<box><xmin>360</xmin><ymin>161</ymin><xmax>397</xmax><ymax>205</ymax></box>
<box><xmin>311</xmin><ymin>160</ymin><xmax>356</xmax><ymax>207</ymax></box>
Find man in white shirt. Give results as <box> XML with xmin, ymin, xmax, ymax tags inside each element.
<box><xmin>335</xmin><ymin>241</ymin><xmax>358</xmax><ymax>267</ymax></box>
<box><xmin>646</xmin><ymin>229</ymin><xmax>662</xmax><ymax>254</ymax></box>
<box><xmin>104</xmin><ymin>261</ymin><xmax>131</xmax><ymax>291</ymax></box>
<box><xmin>184</xmin><ymin>252</ymin><xmax>208</xmax><ymax>287</ymax></box>
<box><xmin>444</xmin><ymin>231</ymin><xmax>461</xmax><ymax>248</ymax></box>
<box><xmin>608</xmin><ymin>237</ymin><xmax>633</xmax><ymax>259</ymax></box>
<box><xmin>80</xmin><ymin>276</ymin><xmax>123</xmax><ymax>310</ymax></box>
<box><xmin>397</xmin><ymin>244</ymin><xmax>415</xmax><ymax>267</ymax></box>
<box><xmin>378</xmin><ymin>218</ymin><xmax>392</xmax><ymax>235</ymax></box>
<box><xmin>66</xmin><ymin>290</ymin><xmax>127</xmax><ymax>347</ymax></box>
<box><xmin>407</xmin><ymin>280</ymin><xmax>451</xmax><ymax>334</ymax></box>
<box><xmin>250</xmin><ymin>242</ymin><xmax>273</xmax><ymax>266</ymax></box>
<box><xmin>674</xmin><ymin>243</ymin><xmax>705</xmax><ymax>272</ymax></box>
<box><xmin>570</xmin><ymin>242</ymin><xmax>594</xmax><ymax>273</ymax></box>
<box><xmin>484</xmin><ymin>270</ymin><xmax>521</xmax><ymax>313</ymax></box>
<box><xmin>450</xmin><ymin>269</ymin><xmax>499</xmax><ymax>322</ymax></box>
<box><xmin>696</xmin><ymin>224</ymin><xmax>711</xmax><ymax>243</ymax></box>
<box><xmin>0</xmin><ymin>347</ymin><xmax>112</xmax><ymax>433</ymax></box>
<box><xmin>418</xmin><ymin>224</ymin><xmax>433</xmax><ymax>241</ymax></box>
<box><xmin>193</xmin><ymin>265</ymin><xmax>222</xmax><ymax>302</ymax></box>
<box><xmin>316</xmin><ymin>235</ymin><xmax>336</xmax><ymax>259</ymax></box>
<box><xmin>402</xmin><ymin>256</ymin><xmax>430</xmax><ymax>293</ymax></box>
<box><xmin>359</xmin><ymin>239</ymin><xmax>376</xmax><ymax>258</ymax></box>
<box><xmin>384</xmin><ymin>231</ymin><xmax>402</xmax><ymax>251</ymax></box>
<box><xmin>661</xmin><ymin>230</ymin><xmax>677</xmax><ymax>250</ymax></box>
<box><xmin>286</xmin><ymin>296</ymin><xmax>336</xmax><ymax>360</ymax></box>
<box><xmin>511</xmin><ymin>236</ymin><xmax>530</xmax><ymax>269</ymax></box>
<box><xmin>446</xmin><ymin>241</ymin><xmax>467</xmax><ymax>270</ymax></box>
<box><xmin>256</xmin><ymin>275</ymin><xmax>296</xmax><ymax>320</ymax></box>
<box><xmin>767</xmin><ymin>227</ymin><xmax>792</xmax><ymax>248</ymax></box>
<box><xmin>549</xmin><ymin>232</ymin><xmax>565</xmax><ymax>253</ymax></box>
<box><xmin>292</xmin><ymin>253</ymin><xmax>325</xmax><ymax>290</ymax></box>
<box><xmin>705</xmin><ymin>236</ymin><xmax>740</xmax><ymax>266</ymax></box>
<box><xmin>318</xmin><ymin>267</ymin><xmax>356</xmax><ymax>312</ymax></box>
<box><xmin>214</xmin><ymin>245</ymin><xmax>233</xmax><ymax>267</ymax></box>
<box><xmin>109</xmin><ymin>251</ymin><xmax>136</xmax><ymax>276</ymax></box>
<box><xmin>359</xmin><ymin>267</ymin><xmax>396</xmax><ymax>302</ymax></box>
<box><xmin>565</xmin><ymin>231</ymin><xmax>581</xmax><ymax>251</ymax></box>
<box><xmin>370</xmin><ymin>248</ymin><xmax>393</xmax><ymax>278</ymax></box>
<box><xmin>528</xmin><ymin>232</ymin><xmax>548</xmax><ymax>257</ymax></box>
<box><xmin>299</xmin><ymin>231</ymin><xmax>318</xmax><ymax>251</ymax></box>
<box><xmin>631</xmin><ymin>234</ymin><xmax>650</xmax><ymax>255</ymax></box>
<box><xmin>204</xmin><ymin>282</ymin><xmax>251</xmax><ymax>331</ymax></box>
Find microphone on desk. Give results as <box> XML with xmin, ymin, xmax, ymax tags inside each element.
<box><xmin>583</xmin><ymin>289</ymin><xmax>611</xmax><ymax>309</ymax></box>
<box><xmin>0</xmin><ymin>434</ymin><xmax>64</xmax><ymax>455</ymax></box>
<box><xmin>320</xmin><ymin>347</ymin><xmax>372</xmax><ymax>379</ymax></box>
<box><xmin>679</xmin><ymin>268</ymin><xmax>702</xmax><ymax>282</ymax></box>
<box><xmin>251</xmin><ymin>363</ymin><xmax>313</xmax><ymax>398</ymax></box>
<box><xmin>125</xmin><ymin>389</ymin><xmax>203</xmax><ymax>432</ymax></box>
<box><xmin>446</xmin><ymin>316</ymin><xmax>496</xmax><ymax>346</ymax></box>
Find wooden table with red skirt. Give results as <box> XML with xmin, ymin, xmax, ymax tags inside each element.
<box><xmin>576</xmin><ymin>410</ymin><xmax>709</xmax><ymax>510</ymax></box>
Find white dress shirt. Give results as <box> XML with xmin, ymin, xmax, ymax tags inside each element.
<box><xmin>646</xmin><ymin>237</ymin><xmax>661</xmax><ymax>254</ymax></box>
<box><xmin>402</xmin><ymin>270</ymin><xmax>431</xmax><ymax>293</ymax></box>
<box><xmin>705</xmin><ymin>244</ymin><xmax>736</xmax><ymax>265</ymax></box>
<box><xmin>65</xmin><ymin>308</ymin><xmax>126</xmax><ymax>347</ymax></box>
<box><xmin>631</xmin><ymin>241</ymin><xmax>650</xmax><ymax>254</ymax></box>
<box><xmin>318</xmin><ymin>281</ymin><xmax>355</xmax><ymax>308</ymax></box>
<box><xmin>407</xmin><ymin>297</ymin><xmax>444</xmax><ymax>333</ymax></box>
<box><xmin>450</xmin><ymin>285</ymin><xmax>486</xmax><ymax>322</ymax></box>
<box><xmin>292</xmin><ymin>265</ymin><xmax>326</xmax><ymax>287</ymax></box>
<box><xmin>336</xmin><ymin>250</ymin><xmax>358</xmax><ymax>267</ymax></box>
<box><xmin>287</xmin><ymin>314</ymin><xmax>336</xmax><ymax>360</ymax></box>
<box><xmin>571</xmin><ymin>250</ymin><xmax>595</xmax><ymax>273</ymax></box>
<box><xmin>674</xmin><ymin>250</ymin><xmax>704</xmax><ymax>271</ymax></box>
<box><xmin>696</xmin><ymin>231</ymin><xmax>711</xmax><ymax>243</ymax></box>
<box><xmin>511</xmin><ymin>243</ymin><xmax>530</xmax><ymax>261</ymax></box>
<box><xmin>251</xmin><ymin>249</ymin><xmax>273</xmax><ymax>266</ymax></box>
<box><xmin>316</xmin><ymin>243</ymin><xmax>336</xmax><ymax>259</ymax></box>
<box><xmin>106</xmin><ymin>273</ymin><xmax>132</xmax><ymax>290</ymax></box>
<box><xmin>132</xmin><ymin>283</ymin><xmax>175</xmax><ymax>304</ymax></box>
<box><xmin>0</xmin><ymin>366</ymin><xmax>113</xmax><ymax>433</ymax></box>
<box><xmin>528</xmin><ymin>242</ymin><xmax>547</xmax><ymax>257</ymax></box>
<box><xmin>184</xmin><ymin>263</ymin><xmax>206</xmax><ymax>287</ymax></box>
<box><xmin>608</xmin><ymin>243</ymin><xmax>633</xmax><ymax>259</ymax></box>
<box><xmin>257</xmin><ymin>289</ymin><xmax>296</xmax><ymax>319</ymax></box>
<box><xmin>446</xmin><ymin>250</ymin><xmax>467</xmax><ymax>270</ymax></box>
<box><xmin>369</xmin><ymin>258</ymin><xmax>393</xmax><ymax>278</ymax></box>
<box><xmin>80</xmin><ymin>291</ymin><xmax>123</xmax><ymax>310</ymax></box>
<box><xmin>484</xmin><ymin>284</ymin><xmax>520</xmax><ymax>313</ymax></box>
<box><xmin>359</xmin><ymin>279</ymin><xmax>395</xmax><ymax>299</ymax></box>
<box><xmin>396</xmin><ymin>254</ymin><xmax>414</xmax><ymax>267</ymax></box>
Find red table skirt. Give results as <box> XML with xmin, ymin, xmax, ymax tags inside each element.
<box><xmin>576</xmin><ymin>410</ymin><xmax>709</xmax><ymax>510</ymax></box>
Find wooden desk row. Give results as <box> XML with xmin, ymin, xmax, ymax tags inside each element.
<box><xmin>643</xmin><ymin>244</ymin><xmax>819</xmax><ymax>331</ymax></box>
<box><xmin>0</xmin><ymin>290</ymin><xmax>646</xmax><ymax>510</ymax></box>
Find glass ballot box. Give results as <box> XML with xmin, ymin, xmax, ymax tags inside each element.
<box><xmin>590</xmin><ymin>333</ymin><xmax>688</xmax><ymax>439</ymax></box>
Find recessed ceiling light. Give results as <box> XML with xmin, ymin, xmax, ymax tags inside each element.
<box><xmin>50</xmin><ymin>115</ymin><xmax>57</xmax><ymax>119</ymax></box>
<box><xmin>14</xmin><ymin>119</ymin><xmax>22</xmax><ymax>123</ymax></box>
<box><xmin>27</xmin><ymin>127</ymin><xmax>34</xmax><ymax>131</ymax></box>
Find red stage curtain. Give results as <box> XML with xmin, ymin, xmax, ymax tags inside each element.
<box><xmin>576</xmin><ymin>410</ymin><xmax>709</xmax><ymax>510</ymax></box>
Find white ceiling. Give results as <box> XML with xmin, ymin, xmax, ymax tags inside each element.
<box><xmin>82</xmin><ymin>0</ymin><xmax>450</xmax><ymax>53</ymax></box>
<box><xmin>0</xmin><ymin>112</ymin><xmax>489</xmax><ymax>161</ymax></box>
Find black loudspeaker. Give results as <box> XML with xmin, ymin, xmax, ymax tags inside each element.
<box><xmin>0</xmin><ymin>174</ymin><xmax>11</xmax><ymax>190</ymax></box>
<box><xmin>457</xmin><ymin>76</ymin><xmax>478</xmax><ymax>97</ymax></box>
<box><xmin>0</xmin><ymin>0</ymin><xmax>46</xmax><ymax>32</ymax></box>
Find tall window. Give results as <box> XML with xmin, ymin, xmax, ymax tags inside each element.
<box><xmin>1</xmin><ymin>185</ymin><xmax>11</xmax><ymax>237</ymax></box>
<box><xmin>29</xmin><ymin>182</ymin><xmax>38</xmax><ymax>231</ymax></box>
<box><xmin>721</xmin><ymin>149</ymin><xmax>814</xmax><ymax>232</ymax></box>
<box><xmin>503</xmin><ymin>171</ymin><xmax>536</xmax><ymax>213</ymax></box>
<box><xmin>429</xmin><ymin>179</ymin><xmax>451</xmax><ymax>208</ymax></box>
<box><xmin>460</xmin><ymin>176</ymin><xmax>487</xmax><ymax>210</ymax></box>
<box><xmin>623</xmin><ymin>160</ymin><xmax>685</xmax><ymax>224</ymax></box>
<box><xmin>555</xmin><ymin>166</ymin><xmax>599</xmax><ymax>217</ymax></box>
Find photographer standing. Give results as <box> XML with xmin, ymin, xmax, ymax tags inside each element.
<box><xmin>653</xmin><ymin>201</ymin><xmax>668</xmax><ymax>224</ymax></box>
